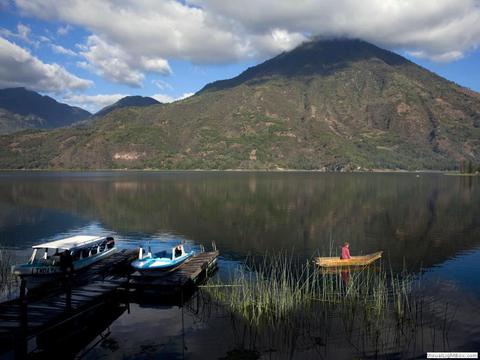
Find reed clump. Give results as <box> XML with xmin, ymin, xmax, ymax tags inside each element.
<box><xmin>0</xmin><ymin>249</ymin><xmax>13</xmax><ymax>283</ymax></box>
<box><xmin>0</xmin><ymin>249</ymin><xmax>17</xmax><ymax>297</ymax></box>
<box><xmin>199</xmin><ymin>255</ymin><xmax>457</xmax><ymax>359</ymax></box>
<box><xmin>204</xmin><ymin>253</ymin><xmax>416</xmax><ymax>328</ymax></box>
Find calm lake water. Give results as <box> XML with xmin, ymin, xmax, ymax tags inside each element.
<box><xmin>0</xmin><ymin>171</ymin><xmax>479</xmax><ymax>359</ymax></box>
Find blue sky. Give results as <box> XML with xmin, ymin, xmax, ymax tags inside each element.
<box><xmin>1</xmin><ymin>1</ymin><xmax>479</xmax><ymax>113</ymax></box>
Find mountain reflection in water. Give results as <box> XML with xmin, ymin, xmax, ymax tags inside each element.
<box><xmin>0</xmin><ymin>171</ymin><xmax>478</xmax><ymax>359</ymax></box>
<box><xmin>1</xmin><ymin>172</ymin><xmax>478</xmax><ymax>269</ymax></box>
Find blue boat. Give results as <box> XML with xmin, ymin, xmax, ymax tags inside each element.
<box><xmin>131</xmin><ymin>244</ymin><xmax>194</xmax><ymax>274</ymax></box>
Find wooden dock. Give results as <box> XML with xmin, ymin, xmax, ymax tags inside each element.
<box><xmin>0</xmin><ymin>249</ymin><xmax>137</xmax><ymax>357</ymax></box>
<box><xmin>0</xmin><ymin>248</ymin><xmax>219</xmax><ymax>357</ymax></box>
<box><xmin>17</xmin><ymin>248</ymin><xmax>137</xmax><ymax>299</ymax></box>
<box><xmin>129</xmin><ymin>250</ymin><xmax>219</xmax><ymax>295</ymax></box>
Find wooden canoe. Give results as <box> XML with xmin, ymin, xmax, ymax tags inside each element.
<box><xmin>314</xmin><ymin>251</ymin><xmax>383</xmax><ymax>268</ymax></box>
<box><xmin>319</xmin><ymin>265</ymin><xmax>381</xmax><ymax>274</ymax></box>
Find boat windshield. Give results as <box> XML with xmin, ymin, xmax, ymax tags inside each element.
<box><xmin>30</xmin><ymin>248</ymin><xmax>70</xmax><ymax>265</ymax></box>
<box><xmin>154</xmin><ymin>250</ymin><xmax>168</xmax><ymax>259</ymax></box>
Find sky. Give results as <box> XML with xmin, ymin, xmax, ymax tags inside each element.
<box><xmin>0</xmin><ymin>0</ymin><xmax>480</xmax><ymax>113</ymax></box>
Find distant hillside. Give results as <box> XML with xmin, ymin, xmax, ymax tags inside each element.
<box><xmin>94</xmin><ymin>96</ymin><xmax>160</xmax><ymax>118</ymax></box>
<box><xmin>0</xmin><ymin>87</ymin><xmax>91</xmax><ymax>134</ymax></box>
<box><xmin>0</xmin><ymin>108</ymin><xmax>45</xmax><ymax>134</ymax></box>
<box><xmin>0</xmin><ymin>39</ymin><xmax>479</xmax><ymax>170</ymax></box>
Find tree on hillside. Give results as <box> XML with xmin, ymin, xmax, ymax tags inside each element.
<box><xmin>467</xmin><ymin>161</ymin><xmax>473</xmax><ymax>174</ymax></box>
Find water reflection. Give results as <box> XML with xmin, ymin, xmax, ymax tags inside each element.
<box><xmin>0</xmin><ymin>172</ymin><xmax>478</xmax><ymax>272</ymax></box>
<box><xmin>0</xmin><ymin>172</ymin><xmax>479</xmax><ymax>358</ymax></box>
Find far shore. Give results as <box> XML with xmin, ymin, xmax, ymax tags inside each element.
<box><xmin>0</xmin><ymin>168</ymin><xmax>477</xmax><ymax>175</ymax></box>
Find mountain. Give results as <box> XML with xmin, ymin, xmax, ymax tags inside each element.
<box><xmin>0</xmin><ymin>87</ymin><xmax>91</xmax><ymax>134</ymax></box>
<box><xmin>94</xmin><ymin>96</ymin><xmax>160</xmax><ymax>118</ymax></box>
<box><xmin>201</xmin><ymin>39</ymin><xmax>409</xmax><ymax>92</ymax></box>
<box><xmin>0</xmin><ymin>39</ymin><xmax>479</xmax><ymax>170</ymax></box>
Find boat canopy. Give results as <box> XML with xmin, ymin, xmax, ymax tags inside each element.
<box><xmin>32</xmin><ymin>235</ymin><xmax>108</xmax><ymax>251</ymax></box>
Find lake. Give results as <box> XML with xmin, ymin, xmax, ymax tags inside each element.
<box><xmin>0</xmin><ymin>171</ymin><xmax>479</xmax><ymax>359</ymax></box>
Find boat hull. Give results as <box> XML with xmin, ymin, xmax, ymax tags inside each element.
<box><xmin>131</xmin><ymin>251</ymin><xmax>194</xmax><ymax>275</ymax></box>
<box><xmin>12</xmin><ymin>247</ymin><xmax>117</xmax><ymax>285</ymax></box>
<box><xmin>314</xmin><ymin>251</ymin><xmax>383</xmax><ymax>268</ymax></box>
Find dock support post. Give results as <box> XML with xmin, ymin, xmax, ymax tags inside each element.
<box><xmin>181</xmin><ymin>288</ymin><xmax>185</xmax><ymax>359</ymax></box>
<box><xmin>64</xmin><ymin>274</ymin><xmax>72</xmax><ymax>312</ymax></box>
<box><xmin>15</xmin><ymin>279</ymin><xmax>28</xmax><ymax>359</ymax></box>
<box><xmin>19</xmin><ymin>278</ymin><xmax>26</xmax><ymax>300</ymax></box>
<box><xmin>126</xmin><ymin>273</ymin><xmax>131</xmax><ymax>314</ymax></box>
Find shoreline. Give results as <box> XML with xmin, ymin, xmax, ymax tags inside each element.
<box><xmin>0</xmin><ymin>168</ymin><xmax>475</xmax><ymax>175</ymax></box>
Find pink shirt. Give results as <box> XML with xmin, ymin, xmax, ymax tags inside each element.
<box><xmin>341</xmin><ymin>246</ymin><xmax>351</xmax><ymax>259</ymax></box>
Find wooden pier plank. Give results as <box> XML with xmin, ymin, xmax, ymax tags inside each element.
<box><xmin>129</xmin><ymin>251</ymin><xmax>219</xmax><ymax>291</ymax></box>
<box><xmin>0</xmin><ymin>248</ymin><xmax>218</xmax><ymax>355</ymax></box>
<box><xmin>0</xmin><ymin>249</ymin><xmax>137</xmax><ymax>349</ymax></box>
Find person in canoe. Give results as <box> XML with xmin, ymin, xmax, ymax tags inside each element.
<box><xmin>341</xmin><ymin>242</ymin><xmax>351</xmax><ymax>260</ymax></box>
<box><xmin>340</xmin><ymin>242</ymin><xmax>351</xmax><ymax>291</ymax></box>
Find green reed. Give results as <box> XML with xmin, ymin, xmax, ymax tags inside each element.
<box><xmin>0</xmin><ymin>249</ymin><xmax>13</xmax><ymax>283</ymax></box>
<box><xmin>198</xmin><ymin>255</ymin><xmax>459</xmax><ymax>358</ymax></box>
<box><xmin>204</xmin><ymin>253</ymin><xmax>416</xmax><ymax>328</ymax></box>
<box><xmin>0</xmin><ymin>249</ymin><xmax>17</xmax><ymax>296</ymax></box>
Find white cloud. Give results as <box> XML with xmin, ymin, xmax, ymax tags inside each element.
<box><xmin>14</xmin><ymin>0</ymin><xmax>251</xmax><ymax>87</ymax></box>
<box><xmin>250</xmin><ymin>29</ymin><xmax>308</xmax><ymax>57</ymax></box>
<box><xmin>13</xmin><ymin>0</ymin><xmax>480</xmax><ymax>85</ymax></box>
<box><xmin>152</xmin><ymin>93</ymin><xmax>175</xmax><ymax>103</ymax></box>
<box><xmin>77</xmin><ymin>35</ymin><xmax>171</xmax><ymax>87</ymax></box>
<box><xmin>62</xmin><ymin>93</ymin><xmax>127</xmax><ymax>112</ymax></box>
<box><xmin>57</xmin><ymin>24</ymin><xmax>72</xmax><ymax>36</ymax></box>
<box><xmin>153</xmin><ymin>92</ymin><xmax>194</xmax><ymax>103</ymax></box>
<box><xmin>77</xmin><ymin>36</ymin><xmax>145</xmax><ymax>87</ymax></box>
<box><xmin>177</xmin><ymin>92</ymin><xmax>194</xmax><ymax>101</ymax></box>
<box><xmin>15</xmin><ymin>0</ymin><xmax>250</xmax><ymax>60</ymax></box>
<box><xmin>39</xmin><ymin>35</ymin><xmax>51</xmax><ymax>43</ymax></box>
<box><xmin>152</xmin><ymin>79</ymin><xmax>173</xmax><ymax>91</ymax></box>
<box><xmin>0</xmin><ymin>36</ymin><xmax>92</xmax><ymax>93</ymax></box>
<box><xmin>0</xmin><ymin>27</ymin><xmax>14</xmax><ymax>39</ymax></box>
<box><xmin>140</xmin><ymin>57</ymin><xmax>171</xmax><ymax>74</ymax></box>
<box><xmin>0</xmin><ymin>23</ymin><xmax>37</xmax><ymax>46</ymax></box>
<box><xmin>193</xmin><ymin>0</ymin><xmax>480</xmax><ymax>61</ymax></box>
<box><xmin>50</xmin><ymin>43</ymin><xmax>77</xmax><ymax>56</ymax></box>
<box><xmin>408</xmin><ymin>50</ymin><xmax>465</xmax><ymax>63</ymax></box>
<box><xmin>16</xmin><ymin>23</ymin><xmax>31</xmax><ymax>43</ymax></box>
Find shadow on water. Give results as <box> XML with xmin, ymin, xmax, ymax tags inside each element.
<box><xmin>2</xmin><ymin>282</ymin><xmax>201</xmax><ymax>360</ymax></box>
<box><xmin>29</xmin><ymin>301</ymin><xmax>127</xmax><ymax>360</ymax></box>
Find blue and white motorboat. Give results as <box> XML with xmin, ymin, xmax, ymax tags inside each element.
<box><xmin>12</xmin><ymin>235</ymin><xmax>117</xmax><ymax>284</ymax></box>
<box><xmin>131</xmin><ymin>244</ymin><xmax>194</xmax><ymax>274</ymax></box>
